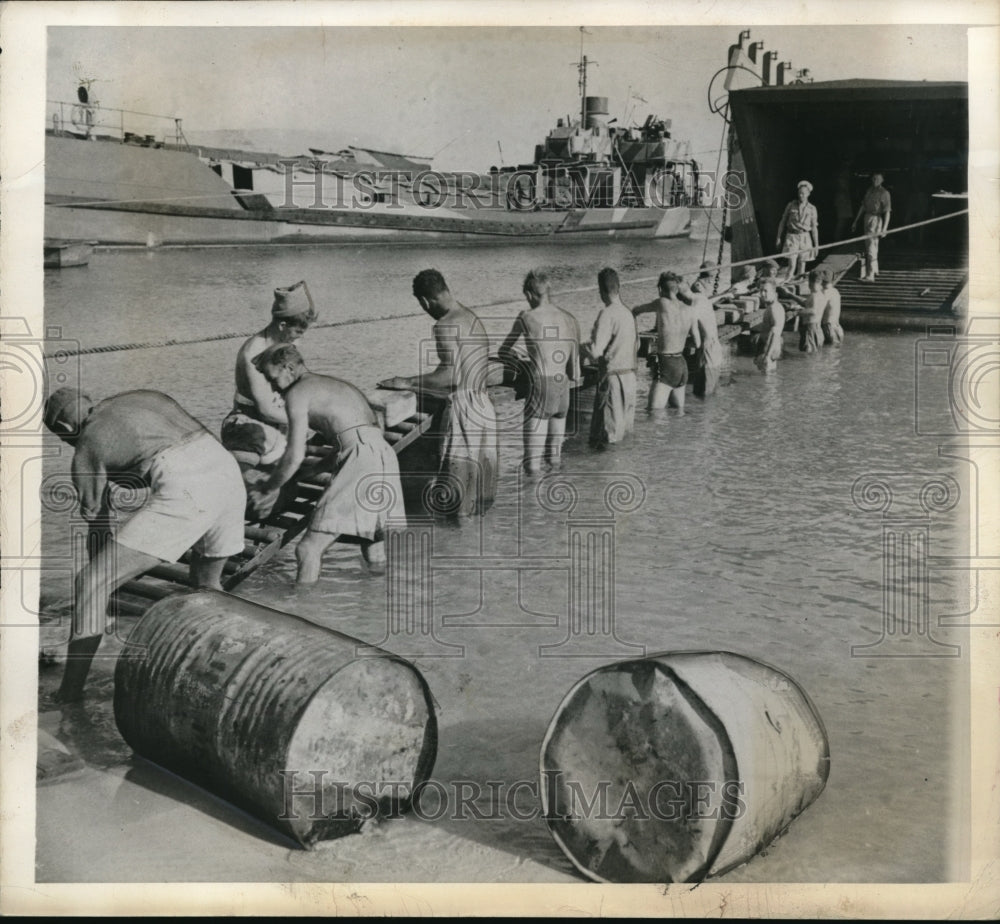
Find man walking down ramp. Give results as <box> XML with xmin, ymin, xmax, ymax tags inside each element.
<box><xmin>852</xmin><ymin>172</ymin><xmax>892</xmax><ymax>282</ymax></box>
<box><xmin>249</xmin><ymin>345</ymin><xmax>405</xmax><ymax>583</ymax></box>
<box><xmin>633</xmin><ymin>271</ymin><xmax>700</xmax><ymax>413</ymax></box>
<box><xmin>43</xmin><ymin>388</ymin><xmax>247</xmax><ymax>703</ymax></box>
<box><xmin>582</xmin><ymin>267</ymin><xmax>638</xmax><ymax>448</ymax></box>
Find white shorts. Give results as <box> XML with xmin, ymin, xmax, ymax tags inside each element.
<box><xmin>115</xmin><ymin>431</ymin><xmax>247</xmax><ymax>562</ymax></box>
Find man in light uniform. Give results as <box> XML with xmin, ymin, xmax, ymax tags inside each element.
<box><xmin>852</xmin><ymin>172</ymin><xmax>892</xmax><ymax>282</ymax></box>
<box><xmin>776</xmin><ymin>180</ymin><xmax>819</xmax><ymax>279</ymax></box>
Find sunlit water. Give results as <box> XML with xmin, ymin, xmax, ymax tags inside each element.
<box><xmin>36</xmin><ymin>218</ymin><xmax>970</xmax><ymax>883</ymax></box>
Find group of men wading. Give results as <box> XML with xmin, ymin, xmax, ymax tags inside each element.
<box><xmin>43</xmin><ymin>265</ymin><xmax>725</xmax><ymax>701</ymax></box>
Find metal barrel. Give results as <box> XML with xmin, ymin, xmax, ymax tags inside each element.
<box><xmin>540</xmin><ymin>650</ymin><xmax>829</xmax><ymax>883</ymax></box>
<box><xmin>114</xmin><ymin>590</ymin><xmax>438</xmax><ymax>848</ymax></box>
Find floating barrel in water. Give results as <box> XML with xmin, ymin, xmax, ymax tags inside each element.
<box><xmin>114</xmin><ymin>591</ymin><xmax>437</xmax><ymax>847</ymax></box>
<box><xmin>540</xmin><ymin>650</ymin><xmax>829</xmax><ymax>882</ymax></box>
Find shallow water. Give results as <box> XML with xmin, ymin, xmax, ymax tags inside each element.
<box><xmin>36</xmin><ymin>220</ymin><xmax>971</xmax><ymax>883</ymax></box>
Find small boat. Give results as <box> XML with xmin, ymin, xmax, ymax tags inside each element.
<box><xmin>43</xmin><ymin>239</ymin><xmax>94</xmax><ymax>268</ymax></box>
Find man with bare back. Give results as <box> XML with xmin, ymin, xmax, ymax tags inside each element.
<box><xmin>499</xmin><ymin>269</ymin><xmax>581</xmax><ymax>474</ymax></box>
<box><xmin>632</xmin><ymin>271</ymin><xmax>700</xmax><ymax>413</ymax></box>
<box><xmin>384</xmin><ymin>269</ymin><xmax>499</xmax><ymax>517</ymax></box>
<box><xmin>248</xmin><ymin>344</ymin><xmax>405</xmax><ymax>583</ymax></box>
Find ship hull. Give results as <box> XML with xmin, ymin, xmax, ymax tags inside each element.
<box><xmin>45</xmin><ymin>134</ymin><xmax>691</xmax><ymax>246</ymax></box>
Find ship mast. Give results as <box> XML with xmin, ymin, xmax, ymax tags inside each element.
<box><xmin>577</xmin><ymin>26</ymin><xmax>596</xmax><ymax>128</ymax></box>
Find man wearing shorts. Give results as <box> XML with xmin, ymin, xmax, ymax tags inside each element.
<box><xmin>499</xmin><ymin>269</ymin><xmax>581</xmax><ymax>474</ymax></box>
<box><xmin>221</xmin><ymin>280</ymin><xmax>317</xmax><ymax>469</ymax></box>
<box><xmin>249</xmin><ymin>344</ymin><xmax>406</xmax><ymax>583</ymax></box>
<box><xmin>776</xmin><ymin>180</ymin><xmax>819</xmax><ymax>279</ymax></box>
<box><xmin>43</xmin><ymin>388</ymin><xmax>247</xmax><ymax>702</ymax></box>
<box><xmin>633</xmin><ymin>271</ymin><xmax>700</xmax><ymax>412</ymax></box>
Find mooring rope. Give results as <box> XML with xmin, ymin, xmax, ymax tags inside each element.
<box><xmin>42</xmin><ymin>208</ymin><xmax>967</xmax><ymax>359</ymax></box>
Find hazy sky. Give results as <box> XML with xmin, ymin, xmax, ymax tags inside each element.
<box><xmin>47</xmin><ymin>24</ymin><xmax>971</xmax><ymax>171</ymax></box>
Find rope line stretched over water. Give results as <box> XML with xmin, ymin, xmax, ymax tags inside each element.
<box><xmin>43</xmin><ymin>209</ymin><xmax>967</xmax><ymax>359</ymax></box>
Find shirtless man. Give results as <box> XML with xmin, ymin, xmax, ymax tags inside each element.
<box><xmin>783</xmin><ymin>269</ymin><xmax>825</xmax><ymax>353</ymax></box>
<box><xmin>582</xmin><ymin>267</ymin><xmax>638</xmax><ymax>448</ymax></box>
<box><xmin>632</xmin><ymin>271</ymin><xmax>700</xmax><ymax>412</ymax></box>
<box><xmin>383</xmin><ymin>269</ymin><xmax>499</xmax><ymax>517</ymax></box>
<box><xmin>249</xmin><ymin>345</ymin><xmax>405</xmax><ymax>582</ymax></box>
<box><xmin>754</xmin><ymin>279</ymin><xmax>787</xmax><ymax>374</ymax></box>
<box><xmin>679</xmin><ymin>280</ymin><xmax>724</xmax><ymax>397</ymax></box>
<box><xmin>221</xmin><ymin>281</ymin><xmax>317</xmax><ymax>468</ymax></box>
<box><xmin>499</xmin><ymin>269</ymin><xmax>581</xmax><ymax>474</ymax></box>
<box><xmin>820</xmin><ymin>270</ymin><xmax>844</xmax><ymax>346</ymax></box>
<box><xmin>43</xmin><ymin>387</ymin><xmax>246</xmax><ymax>701</ymax></box>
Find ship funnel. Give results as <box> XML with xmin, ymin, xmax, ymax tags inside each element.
<box><xmin>763</xmin><ymin>51</ymin><xmax>779</xmax><ymax>85</ymax></box>
<box><xmin>584</xmin><ymin>96</ymin><xmax>609</xmax><ymax>130</ymax></box>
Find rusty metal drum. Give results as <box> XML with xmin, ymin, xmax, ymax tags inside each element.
<box><xmin>114</xmin><ymin>591</ymin><xmax>437</xmax><ymax>847</ymax></box>
<box><xmin>540</xmin><ymin>650</ymin><xmax>829</xmax><ymax>882</ymax></box>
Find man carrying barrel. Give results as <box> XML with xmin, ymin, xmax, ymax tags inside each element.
<box><xmin>248</xmin><ymin>345</ymin><xmax>405</xmax><ymax>582</ymax></box>
<box><xmin>221</xmin><ymin>280</ymin><xmax>317</xmax><ymax>469</ymax></box>
<box><xmin>43</xmin><ymin>387</ymin><xmax>247</xmax><ymax>702</ymax></box>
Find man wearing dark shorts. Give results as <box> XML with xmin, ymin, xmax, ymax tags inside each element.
<box><xmin>633</xmin><ymin>271</ymin><xmax>700</xmax><ymax>413</ymax></box>
<box><xmin>499</xmin><ymin>269</ymin><xmax>581</xmax><ymax>473</ymax></box>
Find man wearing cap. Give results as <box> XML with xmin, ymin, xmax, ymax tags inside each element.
<box><xmin>852</xmin><ymin>172</ymin><xmax>892</xmax><ymax>282</ymax></box>
<box><xmin>633</xmin><ymin>271</ymin><xmax>700</xmax><ymax>413</ymax></box>
<box><xmin>43</xmin><ymin>387</ymin><xmax>247</xmax><ymax>702</ymax></box>
<box><xmin>221</xmin><ymin>280</ymin><xmax>317</xmax><ymax>469</ymax></box>
<box><xmin>248</xmin><ymin>344</ymin><xmax>405</xmax><ymax>582</ymax></box>
<box><xmin>776</xmin><ymin>181</ymin><xmax>819</xmax><ymax>279</ymax></box>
